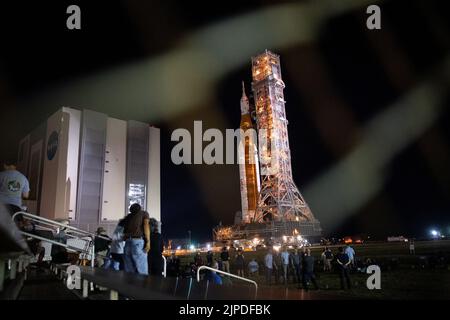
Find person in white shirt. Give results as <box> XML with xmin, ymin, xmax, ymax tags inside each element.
<box><xmin>248</xmin><ymin>259</ymin><xmax>259</xmax><ymax>276</ymax></box>
<box><xmin>111</xmin><ymin>222</ymin><xmax>125</xmax><ymax>270</ymax></box>
<box><xmin>264</xmin><ymin>249</ymin><xmax>273</xmax><ymax>285</ymax></box>
<box><xmin>280</xmin><ymin>247</ymin><xmax>290</xmax><ymax>284</ymax></box>
<box><xmin>345</xmin><ymin>245</ymin><xmax>356</xmax><ymax>267</ymax></box>
<box><xmin>0</xmin><ymin>160</ymin><xmax>30</xmax><ymax>215</ymax></box>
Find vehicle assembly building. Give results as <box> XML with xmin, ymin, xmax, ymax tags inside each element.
<box><xmin>16</xmin><ymin>107</ymin><xmax>160</xmax><ymax>235</ymax></box>
<box><xmin>215</xmin><ymin>50</ymin><xmax>322</xmax><ymax>244</ymax></box>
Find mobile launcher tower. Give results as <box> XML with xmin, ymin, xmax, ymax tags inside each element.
<box><xmin>214</xmin><ymin>50</ymin><xmax>322</xmax><ymax>245</ymax></box>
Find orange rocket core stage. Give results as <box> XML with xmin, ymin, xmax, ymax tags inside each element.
<box><xmin>240</xmin><ymin>113</ymin><xmax>259</xmax><ymax>223</ymax></box>
<box><xmin>239</xmin><ymin>82</ymin><xmax>260</xmax><ymax>224</ymax></box>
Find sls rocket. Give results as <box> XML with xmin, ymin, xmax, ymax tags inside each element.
<box><xmin>238</xmin><ymin>82</ymin><xmax>260</xmax><ymax>224</ymax></box>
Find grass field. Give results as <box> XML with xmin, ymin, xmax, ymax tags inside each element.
<box><xmin>173</xmin><ymin>240</ymin><xmax>450</xmax><ymax>299</ymax></box>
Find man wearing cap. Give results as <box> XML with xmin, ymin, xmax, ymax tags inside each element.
<box><xmin>121</xmin><ymin>203</ymin><xmax>151</xmax><ymax>275</ymax></box>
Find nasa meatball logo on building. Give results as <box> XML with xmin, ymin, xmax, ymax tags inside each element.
<box><xmin>47</xmin><ymin>131</ymin><xmax>59</xmax><ymax>161</ymax></box>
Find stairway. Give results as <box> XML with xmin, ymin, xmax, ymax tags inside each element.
<box><xmin>18</xmin><ymin>268</ymin><xmax>79</xmax><ymax>300</ymax></box>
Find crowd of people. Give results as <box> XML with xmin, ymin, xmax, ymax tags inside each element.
<box><xmin>0</xmin><ymin>158</ymin><xmax>164</xmax><ymax>277</ymax></box>
<box><xmin>0</xmin><ymin>158</ymin><xmax>352</xmax><ymax>288</ymax></box>
<box><xmin>2</xmin><ymin>159</ymin><xmax>448</xmax><ymax>294</ymax></box>
<box><xmin>252</xmin><ymin>244</ymin><xmax>357</xmax><ymax>290</ymax></box>
<box><xmin>263</xmin><ymin>247</ymin><xmax>322</xmax><ymax>290</ymax></box>
<box><xmin>96</xmin><ymin>203</ymin><xmax>165</xmax><ymax>277</ymax></box>
<box><xmin>163</xmin><ymin>244</ymin><xmax>360</xmax><ymax>291</ymax></box>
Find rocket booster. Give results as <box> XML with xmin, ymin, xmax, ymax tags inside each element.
<box><xmin>238</xmin><ymin>82</ymin><xmax>260</xmax><ymax>224</ymax></box>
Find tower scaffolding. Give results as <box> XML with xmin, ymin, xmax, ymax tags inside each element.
<box><xmin>214</xmin><ymin>50</ymin><xmax>321</xmax><ymax>243</ymax></box>
<box><xmin>250</xmin><ymin>50</ymin><xmax>321</xmax><ymax>236</ymax></box>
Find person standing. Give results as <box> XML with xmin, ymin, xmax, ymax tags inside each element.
<box><xmin>234</xmin><ymin>248</ymin><xmax>245</xmax><ymax>277</ymax></box>
<box><xmin>207</xmin><ymin>259</ymin><xmax>223</xmax><ymax>285</ymax></box>
<box><xmin>248</xmin><ymin>259</ymin><xmax>259</xmax><ymax>277</ymax></box>
<box><xmin>301</xmin><ymin>246</ymin><xmax>307</xmax><ymax>259</ymax></box>
<box><xmin>280</xmin><ymin>247</ymin><xmax>290</xmax><ymax>285</ymax></box>
<box><xmin>336</xmin><ymin>247</ymin><xmax>352</xmax><ymax>290</ymax></box>
<box><xmin>167</xmin><ymin>253</ymin><xmax>180</xmax><ymax>277</ymax></box>
<box><xmin>289</xmin><ymin>247</ymin><xmax>302</xmax><ymax>285</ymax></box>
<box><xmin>0</xmin><ymin>160</ymin><xmax>30</xmax><ymax>215</ymax></box>
<box><xmin>264</xmin><ymin>249</ymin><xmax>273</xmax><ymax>285</ymax></box>
<box><xmin>148</xmin><ymin>218</ymin><xmax>164</xmax><ymax>276</ymax></box>
<box><xmin>300</xmin><ymin>247</ymin><xmax>307</xmax><ymax>285</ymax></box>
<box><xmin>273</xmin><ymin>251</ymin><xmax>282</xmax><ymax>284</ymax></box>
<box><xmin>94</xmin><ymin>227</ymin><xmax>111</xmax><ymax>267</ymax></box>
<box><xmin>321</xmin><ymin>247</ymin><xmax>333</xmax><ymax>272</ymax></box>
<box><xmin>104</xmin><ymin>219</ymin><xmax>125</xmax><ymax>270</ymax></box>
<box><xmin>302</xmin><ymin>248</ymin><xmax>319</xmax><ymax>291</ymax></box>
<box><xmin>206</xmin><ymin>250</ymin><xmax>214</xmax><ymax>267</ymax></box>
<box><xmin>121</xmin><ymin>203</ymin><xmax>150</xmax><ymax>275</ymax></box>
<box><xmin>409</xmin><ymin>239</ymin><xmax>415</xmax><ymax>255</ymax></box>
<box><xmin>194</xmin><ymin>251</ymin><xmax>204</xmax><ymax>268</ymax></box>
<box><xmin>220</xmin><ymin>247</ymin><xmax>230</xmax><ymax>273</ymax></box>
<box><xmin>345</xmin><ymin>244</ymin><xmax>356</xmax><ymax>267</ymax></box>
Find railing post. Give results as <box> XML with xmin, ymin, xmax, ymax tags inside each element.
<box><xmin>204</xmin><ymin>280</ymin><xmax>210</xmax><ymax>300</ymax></box>
<box><xmin>10</xmin><ymin>259</ymin><xmax>17</xmax><ymax>280</ymax></box>
<box><xmin>162</xmin><ymin>255</ymin><xmax>167</xmax><ymax>278</ymax></box>
<box><xmin>82</xmin><ymin>279</ymin><xmax>89</xmax><ymax>298</ymax></box>
<box><xmin>91</xmin><ymin>243</ymin><xmax>95</xmax><ymax>268</ymax></box>
<box><xmin>23</xmin><ymin>264</ymin><xmax>27</xmax><ymax>281</ymax></box>
<box><xmin>18</xmin><ymin>258</ymin><xmax>23</xmax><ymax>273</ymax></box>
<box><xmin>23</xmin><ymin>256</ymin><xmax>29</xmax><ymax>268</ymax></box>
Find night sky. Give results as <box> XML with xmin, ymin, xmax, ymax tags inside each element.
<box><xmin>0</xmin><ymin>0</ymin><xmax>449</xmax><ymax>242</ymax></box>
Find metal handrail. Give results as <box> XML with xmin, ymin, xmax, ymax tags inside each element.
<box><xmin>12</xmin><ymin>211</ymin><xmax>110</xmax><ymax>241</ymax></box>
<box><xmin>19</xmin><ymin>230</ymin><xmax>91</xmax><ymax>254</ymax></box>
<box><xmin>18</xmin><ymin>230</ymin><xmax>108</xmax><ymax>263</ymax></box>
<box><xmin>162</xmin><ymin>255</ymin><xmax>167</xmax><ymax>278</ymax></box>
<box><xmin>12</xmin><ymin>212</ymin><xmax>110</xmax><ymax>267</ymax></box>
<box><xmin>196</xmin><ymin>266</ymin><xmax>258</xmax><ymax>300</ymax></box>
